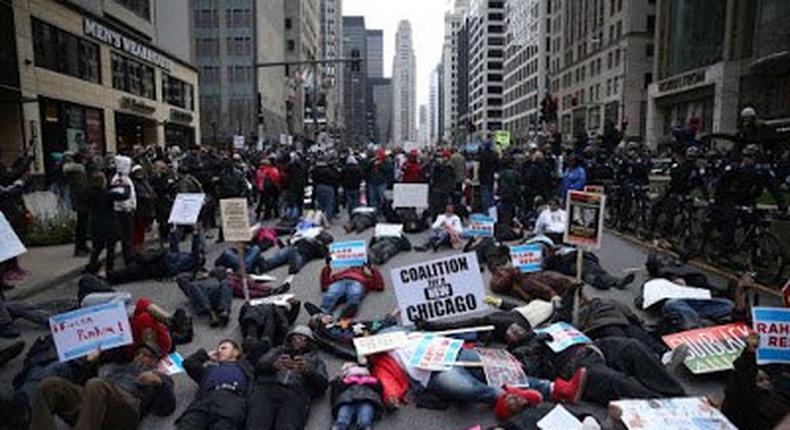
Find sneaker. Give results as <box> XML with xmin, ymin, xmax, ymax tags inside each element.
<box><xmin>551</xmin><ymin>367</ymin><xmax>587</xmax><ymax>404</ymax></box>
<box><xmin>0</xmin><ymin>340</ymin><xmax>25</xmax><ymax>366</ymax></box>
<box><xmin>209</xmin><ymin>312</ymin><xmax>221</xmax><ymax>328</ymax></box>
<box><xmin>218</xmin><ymin>310</ymin><xmax>230</xmax><ymax>326</ymax></box>
<box><xmin>414</xmin><ymin>245</ymin><xmax>428</xmax><ymax>252</ymax></box>
<box><xmin>169</xmin><ymin>309</ymin><xmax>193</xmax><ymax>345</ymax></box>
<box><xmin>616</xmin><ymin>273</ymin><xmax>636</xmax><ymax>289</ymax></box>
<box><xmin>271</xmin><ymin>282</ymin><xmax>292</xmax><ymax>295</ymax></box>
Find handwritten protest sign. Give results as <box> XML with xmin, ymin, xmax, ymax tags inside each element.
<box><xmin>391</xmin><ymin>253</ymin><xmax>486</xmax><ymax>325</ymax></box>
<box><xmin>509</xmin><ymin>244</ymin><xmax>543</xmax><ymax>273</ymax></box>
<box><xmin>409</xmin><ymin>334</ymin><xmax>463</xmax><ymax>371</ymax></box>
<box><xmin>158</xmin><ymin>352</ymin><xmax>185</xmax><ymax>375</ymax></box>
<box><xmin>641</xmin><ymin>279</ymin><xmax>712</xmax><ymax>309</ymax></box>
<box><xmin>353</xmin><ymin>331</ymin><xmax>410</xmax><ymax>356</ymax></box>
<box><xmin>583</xmin><ymin>185</ymin><xmax>605</xmax><ymax>194</ymax></box>
<box><xmin>535</xmin><ymin>322</ymin><xmax>591</xmax><ymax>352</ymax></box>
<box><xmin>564</xmin><ymin>191</ymin><xmax>605</xmax><ymax>249</ymax></box>
<box><xmin>168</xmin><ymin>193</ymin><xmax>205</xmax><ymax>225</ymax></box>
<box><xmin>610</xmin><ymin>397</ymin><xmax>737</xmax><ymax>430</ymax></box>
<box><xmin>476</xmin><ymin>348</ymin><xmax>530</xmax><ymax>388</ymax></box>
<box><xmin>393</xmin><ymin>183</ymin><xmax>429</xmax><ymax>208</ymax></box>
<box><xmin>220</xmin><ymin>198</ymin><xmax>251</xmax><ymax>242</ymax></box>
<box><xmin>494</xmin><ymin>130</ymin><xmax>511</xmax><ymax>150</ymax></box>
<box><xmin>466</xmin><ymin>214</ymin><xmax>495</xmax><ymax>237</ymax></box>
<box><xmin>374</xmin><ymin>223</ymin><xmax>403</xmax><ymax>237</ymax></box>
<box><xmin>248</xmin><ymin>293</ymin><xmax>295</xmax><ymax>307</ymax></box>
<box><xmin>752</xmin><ymin>307</ymin><xmax>790</xmax><ymax>365</ymax></box>
<box><xmin>330</xmin><ymin>240</ymin><xmax>368</xmax><ymax>268</ymax></box>
<box><xmin>662</xmin><ymin>322</ymin><xmax>751</xmax><ymax>374</ymax></box>
<box><xmin>0</xmin><ymin>212</ymin><xmax>26</xmax><ymax>263</ymax></box>
<box><xmin>49</xmin><ymin>301</ymin><xmax>133</xmax><ymax>362</ymax></box>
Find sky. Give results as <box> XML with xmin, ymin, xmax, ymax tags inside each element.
<box><xmin>343</xmin><ymin>0</ymin><xmax>453</xmax><ymax>108</ymax></box>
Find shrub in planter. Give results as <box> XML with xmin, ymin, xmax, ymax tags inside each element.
<box><xmin>25</xmin><ymin>214</ymin><xmax>76</xmax><ymax>247</ymax></box>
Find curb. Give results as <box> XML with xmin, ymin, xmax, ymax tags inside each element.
<box><xmin>6</xmin><ymin>264</ymin><xmax>85</xmax><ymax>301</ymax></box>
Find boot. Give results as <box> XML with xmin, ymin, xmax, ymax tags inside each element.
<box><xmin>0</xmin><ymin>324</ymin><xmax>20</xmax><ymax>339</ymax></box>
<box><xmin>340</xmin><ymin>304</ymin><xmax>359</xmax><ymax>319</ymax></box>
<box><xmin>146</xmin><ymin>303</ymin><xmax>172</xmax><ymax>323</ymax></box>
<box><xmin>0</xmin><ymin>340</ymin><xmax>24</xmax><ymax>366</ymax></box>
<box><xmin>218</xmin><ymin>310</ymin><xmax>230</xmax><ymax>326</ymax></box>
<box><xmin>209</xmin><ymin>312</ymin><xmax>220</xmax><ymax>327</ymax></box>
<box><xmin>551</xmin><ymin>367</ymin><xmax>587</xmax><ymax>404</ymax></box>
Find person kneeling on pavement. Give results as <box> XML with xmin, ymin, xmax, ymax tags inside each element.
<box><xmin>415</xmin><ymin>204</ymin><xmax>464</xmax><ymax>252</ymax></box>
<box><xmin>320</xmin><ymin>259</ymin><xmax>384</xmax><ymax>318</ymax></box>
<box><xmin>30</xmin><ymin>343</ymin><xmax>175</xmax><ymax>430</ymax></box>
<box><xmin>329</xmin><ymin>362</ymin><xmax>385</xmax><ymax>430</ymax></box>
<box><xmin>176</xmin><ymin>268</ymin><xmax>233</xmax><ymax>327</ymax></box>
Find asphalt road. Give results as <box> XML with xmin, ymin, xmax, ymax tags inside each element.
<box><xmin>1</xmin><ymin>216</ymin><xmax>776</xmax><ymax>430</ymax></box>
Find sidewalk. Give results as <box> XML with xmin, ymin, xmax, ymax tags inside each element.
<box><xmin>6</xmin><ymin>244</ymin><xmax>89</xmax><ymax>301</ymax></box>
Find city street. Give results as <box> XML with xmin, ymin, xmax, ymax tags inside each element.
<box><xmin>0</xmin><ymin>221</ymin><xmax>768</xmax><ymax>430</ymax></box>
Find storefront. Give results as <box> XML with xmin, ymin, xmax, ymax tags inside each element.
<box><xmin>165</xmin><ymin>108</ymin><xmax>196</xmax><ymax>148</ymax></box>
<box><xmin>39</xmin><ymin>97</ymin><xmax>104</xmax><ymax>181</ymax></box>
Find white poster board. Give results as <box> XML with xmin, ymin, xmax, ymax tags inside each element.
<box><xmin>391</xmin><ymin>252</ymin><xmax>486</xmax><ymax>325</ymax></box>
<box><xmin>374</xmin><ymin>223</ymin><xmax>404</xmax><ymax>238</ymax></box>
<box><xmin>220</xmin><ymin>198</ymin><xmax>251</xmax><ymax>242</ymax></box>
<box><xmin>248</xmin><ymin>293</ymin><xmax>295</xmax><ymax>307</ymax></box>
<box><xmin>611</xmin><ymin>397</ymin><xmax>737</xmax><ymax>430</ymax></box>
<box><xmin>168</xmin><ymin>193</ymin><xmax>205</xmax><ymax>225</ymax></box>
<box><xmin>564</xmin><ymin>190</ymin><xmax>605</xmax><ymax>249</ymax></box>
<box><xmin>393</xmin><ymin>183</ymin><xmax>429</xmax><ymax>208</ymax></box>
<box><xmin>353</xmin><ymin>331</ymin><xmax>410</xmax><ymax>356</ymax></box>
<box><xmin>49</xmin><ymin>301</ymin><xmax>134</xmax><ymax>362</ymax></box>
<box><xmin>233</xmin><ymin>135</ymin><xmax>245</xmax><ymax>149</ymax></box>
<box><xmin>0</xmin><ymin>212</ymin><xmax>26</xmax><ymax>263</ymax></box>
<box><xmin>642</xmin><ymin>279</ymin><xmax>712</xmax><ymax>309</ymax></box>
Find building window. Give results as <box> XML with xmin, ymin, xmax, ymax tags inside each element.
<box><xmin>287</xmin><ymin>40</ymin><xmax>295</xmax><ymax>51</ymax></box>
<box><xmin>646</xmin><ymin>43</ymin><xmax>654</xmax><ymax>57</ymax></box>
<box><xmin>227</xmin><ymin>37</ymin><xmax>252</xmax><ymax>56</ymax></box>
<box><xmin>32</xmin><ymin>18</ymin><xmax>101</xmax><ymax>84</ymax></box>
<box><xmin>285</xmin><ymin>18</ymin><xmax>292</xmax><ymax>29</ymax></box>
<box><xmin>194</xmin><ymin>9</ymin><xmax>218</xmax><ymax>28</ymax></box>
<box><xmin>226</xmin><ymin>9</ymin><xmax>251</xmax><ymax>28</ymax></box>
<box><xmin>644</xmin><ymin>73</ymin><xmax>653</xmax><ymax>89</ymax></box>
<box><xmin>162</xmin><ymin>75</ymin><xmax>194</xmax><ymax>110</ymax></box>
<box><xmin>647</xmin><ymin>15</ymin><xmax>655</xmax><ymax>35</ymax></box>
<box><xmin>115</xmin><ymin>0</ymin><xmax>150</xmax><ymax>20</ymax></box>
<box><xmin>196</xmin><ymin>38</ymin><xmax>219</xmax><ymax>58</ymax></box>
<box><xmin>111</xmin><ymin>52</ymin><xmax>155</xmax><ymax>100</ymax></box>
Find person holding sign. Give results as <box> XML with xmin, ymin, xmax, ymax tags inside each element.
<box><xmin>415</xmin><ymin>204</ymin><xmax>464</xmax><ymax>252</ymax></box>
<box><xmin>320</xmin><ymin>258</ymin><xmax>384</xmax><ymax>318</ymax></box>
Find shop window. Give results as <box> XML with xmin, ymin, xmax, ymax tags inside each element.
<box><xmin>32</xmin><ymin>18</ymin><xmax>101</xmax><ymax>84</ymax></box>
<box><xmin>115</xmin><ymin>0</ymin><xmax>150</xmax><ymax>21</ymax></box>
<box><xmin>111</xmin><ymin>52</ymin><xmax>156</xmax><ymax>100</ymax></box>
<box><xmin>162</xmin><ymin>74</ymin><xmax>195</xmax><ymax>111</ymax></box>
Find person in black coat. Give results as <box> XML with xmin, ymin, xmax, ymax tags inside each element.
<box><xmin>330</xmin><ymin>362</ymin><xmax>384</xmax><ymax>430</ymax></box>
<box><xmin>86</xmin><ymin>171</ymin><xmax>130</xmax><ymax>274</ymax></box>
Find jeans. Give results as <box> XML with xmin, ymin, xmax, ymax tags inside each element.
<box><xmin>74</xmin><ymin>211</ymin><xmax>89</xmax><ymax>252</ymax></box>
<box><xmin>335</xmin><ymin>401</ymin><xmax>375</xmax><ymax>429</ymax></box>
<box><xmin>314</xmin><ymin>184</ymin><xmax>336</xmax><ymax>219</ymax></box>
<box><xmin>367</xmin><ymin>183</ymin><xmax>387</xmax><ymax>210</ymax></box>
<box><xmin>166</xmin><ymin>231</ymin><xmax>203</xmax><ymax>275</ymax></box>
<box><xmin>662</xmin><ymin>298</ymin><xmax>734</xmax><ymax>330</ymax></box>
<box><xmin>116</xmin><ymin>212</ymin><xmax>134</xmax><ymax>265</ymax></box>
<box><xmin>424</xmin><ymin>229</ymin><xmax>450</xmax><ymax>248</ymax></box>
<box><xmin>262</xmin><ymin>247</ymin><xmax>306</xmax><ymax>274</ymax></box>
<box><xmin>183</xmin><ymin>280</ymin><xmax>232</xmax><ymax>315</ymax></box>
<box><xmin>214</xmin><ymin>245</ymin><xmax>262</xmax><ymax>272</ymax></box>
<box><xmin>0</xmin><ymin>299</ymin><xmax>52</xmax><ymax>327</ymax></box>
<box><xmin>320</xmin><ymin>280</ymin><xmax>366</xmax><ymax>313</ymax></box>
<box><xmin>480</xmin><ymin>183</ymin><xmax>495</xmax><ymax>211</ymax></box>
<box><xmin>245</xmin><ymin>383</ymin><xmax>309</xmax><ymax>430</ymax></box>
<box><xmin>285</xmin><ymin>204</ymin><xmax>301</xmax><ymax>220</ymax></box>
<box><xmin>345</xmin><ymin>190</ymin><xmax>360</xmax><ymax>217</ymax></box>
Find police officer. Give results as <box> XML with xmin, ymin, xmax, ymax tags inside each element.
<box><xmin>649</xmin><ymin>146</ymin><xmax>706</xmax><ymax>238</ymax></box>
<box><xmin>614</xmin><ymin>142</ymin><xmax>651</xmax><ymax>230</ymax></box>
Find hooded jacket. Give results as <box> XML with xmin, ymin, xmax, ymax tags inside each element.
<box><xmin>253</xmin><ymin>342</ymin><xmax>328</xmax><ymax>399</ymax></box>
<box><xmin>320</xmin><ymin>265</ymin><xmax>384</xmax><ymax>293</ymax></box>
<box><xmin>112</xmin><ymin>156</ymin><xmax>137</xmax><ymax>213</ymax></box>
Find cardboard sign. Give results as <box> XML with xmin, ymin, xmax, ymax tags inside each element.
<box><xmin>391</xmin><ymin>253</ymin><xmax>486</xmax><ymax>325</ymax></box>
<box><xmin>535</xmin><ymin>322</ymin><xmax>591</xmax><ymax>352</ymax></box>
<box><xmin>509</xmin><ymin>244</ymin><xmax>543</xmax><ymax>273</ymax></box>
<box><xmin>168</xmin><ymin>193</ymin><xmax>205</xmax><ymax>225</ymax></box>
<box><xmin>0</xmin><ymin>211</ymin><xmax>26</xmax><ymax>263</ymax></box>
<box><xmin>537</xmin><ymin>405</ymin><xmax>583</xmax><ymax>430</ymax></box>
<box><xmin>662</xmin><ymin>322</ymin><xmax>750</xmax><ymax>374</ymax></box>
<box><xmin>610</xmin><ymin>397</ymin><xmax>737</xmax><ymax>430</ymax></box>
<box><xmin>248</xmin><ymin>293</ymin><xmax>295</xmax><ymax>307</ymax></box>
<box><xmin>158</xmin><ymin>352</ymin><xmax>185</xmax><ymax>375</ymax></box>
<box><xmin>329</xmin><ymin>240</ymin><xmax>368</xmax><ymax>268</ymax></box>
<box><xmin>353</xmin><ymin>331</ymin><xmax>410</xmax><ymax>356</ymax></box>
<box><xmin>466</xmin><ymin>214</ymin><xmax>495</xmax><ymax>237</ymax></box>
<box><xmin>233</xmin><ymin>134</ymin><xmax>245</xmax><ymax>149</ymax></box>
<box><xmin>408</xmin><ymin>334</ymin><xmax>463</xmax><ymax>371</ymax></box>
<box><xmin>220</xmin><ymin>198</ymin><xmax>251</xmax><ymax>242</ymax></box>
<box><xmin>752</xmin><ymin>307</ymin><xmax>790</xmax><ymax>364</ymax></box>
<box><xmin>374</xmin><ymin>223</ymin><xmax>403</xmax><ymax>237</ymax></box>
<box><xmin>393</xmin><ymin>183</ymin><xmax>429</xmax><ymax>208</ymax></box>
<box><xmin>641</xmin><ymin>279</ymin><xmax>712</xmax><ymax>309</ymax></box>
<box><xmin>476</xmin><ymin>347</ymin><xmax>530</xmax><ymax>388</ymax></box>
<box><xmin>49</xmin><ymin>301</ymin><xmax>134</xmax><ymax>362</ymax></box>
<box><xmin>564</xmin><ymin>191</ymin><xmax>605</xmax><ymax>249</ymax></box>
<box><xmin>583</xmin><ymin>185</ymin><xmax>605</xmax><ymax>194</ymax></box>
<box><xmin>494</xmin><ymin>130</ymin><xmax>511</xmax><ymax>150</ymax></box>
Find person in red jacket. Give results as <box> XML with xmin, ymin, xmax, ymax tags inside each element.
<box><xmin>401</xmin><ymin>150</ymin><xmax>424</xmax><ymax>183</ymax></box>
<box><xmin>255</xmin><ymin>157</ymin><xmax>282</xmax><ymax>220</ymax></box>
<box><xmin>320</xmin><ymin>259</ymin><xmax>384</xmax><ymax>318</ymax></box>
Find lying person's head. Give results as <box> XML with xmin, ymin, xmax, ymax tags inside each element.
<box><xmin>286</xmin><ymin>325</ymin><xmax>314</xmax><ymax>353</ymax></box>
<box><xmin>505</xmin><ymin>323</ymin><xmax>532</xmax><ymax>347</ymax></box>
<box><xmin>490</xmin><ymin>265</ymin><xmax>520</xmax><ymax>293</ymax></box>
<box><xmin>215</xmin><ymin>339</ymin><xmax>242</xmax><ymax>362</ymax></box>
<box><xmin>133</xmin><ymin>343</ymin><xmax>161</xmax><ymax>368</ymax></box>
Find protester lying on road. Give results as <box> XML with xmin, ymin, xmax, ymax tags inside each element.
<box><xmin>176</xmin><ymin>268</ymin><xmax>233</xmax><ymax>328</ymax></box>
<box><xmin>368</xmin><ymin>229</ymin><xmax>412</xmax><ymax>265</ymax></box>
<box><xmin>305</xmin><ymin>303</ymin><xmax>399</xmax><ymax>360</ymax></box>
<box><xmin>320</xmin><ymin>259</ymin><xmax>384</xmax><ymax>318</ymax></box>
<box><xmin>239</xmin><ymin>292</ymin><xmax>300</xmax><ymax>355</ymax></box>
<box><xmin>343</xmin><ymin>206</ymin><xmax>378</xmax><ymax>234</ymax></box>
<box><xmin>329</xmin><ymin>362</ymin><xmax>385</xmax><ymax>430</ymax></box>
<box><xmin>538</xmin><ymin>236</ymin><xmax>635</xmax><ymax>290</ymax></box>
<box><xmin>489</xmin><ymin>263</ymin><xmax>579</xmax><ymax>302</ymax></box>
<box><xmin>106</xmin><ymin>227</ymin><xmax>205</xmax><ymax>285</ymax></box>
<box><xmin>258</xmin><ymin>228</ymin><xmax>334</xmax><ymax>274</ymax></box>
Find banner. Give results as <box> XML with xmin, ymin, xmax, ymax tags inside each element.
<box><xmin>220</xmin><ymin>198</ymin><xmax>251</xmax><ymax>242</ymax></box>
<box><xmin>408</xmin><ymin>334</ymin><xmax>463</xmax><ymax>371</ymax></box>
<box><xmin>168</xmin><ymin>193</ymin><xmax>205</xmax><ymax>225</ymax></box>
<box><xmin>641</xmin><ymin>279</ymin><xmax>712</xmax><ymax>309</ymax></box>
<box><xmin>158</xmin><ymin>352</ymin><xmax>185</xmax><ymax>375</ymax></box>
<box><xmin>535</xmin><ymin>322</ymin><xmax>591</xmax><ymax>352</ymax></box>
<box><xmin>374</xmin><ymin>223</ymin><xmax>403</xmax><ymax>237</ymax></box>
<box><xmin>329</xmin><ymin>240</ymin><xmax>368</xmax><ymax>268</ymax></box>
<box><xmin>583</xmin><ymin>185</ymin><xmax>605</xmax><ymax>194</ymax></box>
<box><xmin>564</xmin><ymin>191</ymin><xmax>605</xmax><ymax>249</ymax></box>
<box><xmin>509</xmin><ymin>244</ymin><xmax>543</xmax><ymax>273</ymax></box>
<box><xmin>49</xmin><ymin>301</ymin><xmax>134</xmax><ymax>362</ymax></box>
<box><xmin>391</xmin><ymin>253</ymin><xmax>486</xmax><ymax>325</ymax></box>
<box><xmin>0</xmin><ymin>212</ymin><xmax>26</xmax><ymax>263</ymax></box>
<box><xmin>662</xmin><ymin>322</ymin><xmax>751</xmax><ymax>374</ymax></box>
<box><xmin>752</xmin><ymin>307</ymin><xmax>790</xmax><ymax>364</ymax></box>
<box><xmin>466</xmin><ymin>214</ymin><xmax>495</xmax><ymax>237</ymax></box>
<box><xmin>393</xmin><ymin>183</ymin><xmax>429</xmax><ymax>208</ymax></box>
<box><xmin>610</xmin><ymin>397</ymin><xmax>737</xmax><ymax>430</ymax></box>
<box><xmin>353</xmin><ymin>331</ymin><xmax>410</xmax><ymax>356</ymax></box>
<box><xmin>476</xmin><ymin>347</ymin><xmax>530</xmax><ymax>388</ymax></box>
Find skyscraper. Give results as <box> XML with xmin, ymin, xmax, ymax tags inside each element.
<box><xmin>321</xmin><ymin>0</ymin><xmax>344</xmax><ymax>136</ymax></box>
<box><xmin>392</xmin><ymin>20</ymin><xmax>417</xmax><ymax>145</ymax></box>
<box><xmin>342</xmin><ymin>16</ymin><xmax>369</xmax><ymax>147</ymax></box>
<box><xmin>284</xmin><ymin>0</ymin><xmax>321</xmax><ymax>137</ymax></box>
<box><xmin>467</xmin><ymin>0</ymin><xmax>506</xmax><ymax>133</ymax></box>
<box><xmin>366</xmin><ymin>30</ymin><xmax>384</xmax><ymax>79</ymax></box>
<box><xmin>418</xmin><ymin>104</ymin><xmax>428</xmax><ymax>147</ymax></box>
<box><xmin>442</xmin><ymin>0</ymin><xmax>468</xmax><ymax>143</ymax></box>
<box><xmin>429</xmin><ymin>64</ymin><xmax>443</xmax><ymax>144</ymax></box>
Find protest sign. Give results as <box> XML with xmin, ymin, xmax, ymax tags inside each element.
<box><xmin>220</xmin><ymin>198</ymin><xmax>251</xmax><ymax>242</ymax></box>
<box><xmin>641</xmin><ymin>279</ymin><xmax>712</xmax><ymax>309</ymax></box>
<box><xmin>353</xmin><ymin>331</ymin><xmax>410</xmax><ymax>356</ymax></box>
<box><xmin>494</xmin><ymin>130</ymin><xmax>511</xmax><ymax>150</ymax></box>
<box><xmin>0</xmin><ymin>211</ymin><xmax>26</xmax><ymax>263</ymax></box>
<box><xmin>158</xmin><ymin>352</ymin><xmax>185</xmax><ymax>375</ymax></box>
<box><xmin>537</xmin><ymin>405</ymin><xmax>583</xmax><ymax>430</ymax></box>
<box><xmin>783</xmin><ymin>280</ymin><xmax>789</xmax><ymax>308</ymax></box>
<box><xmin>408</xmin><ymin>334</ymin><xmax>463</xmax><ymax>371</ymax></box>
<box><xmin>49</xmin><ymin>301</ymin><xmax>134</xmax><ymax>362</ymax></box>
<box><xmin>168</xmin><ymin>193</ymin><xmax>205</xmax><ymax>225</ymax></box>
<box><xmin>610</xmin><ymin>397</ymin><xmax>737</xmax><ymax>430</ymax></box>
<box><xmin>391</xmin><ymin>252</ymin><xmax>486</xmax><ymax>325</ymax></box>
<box><xmin>248</xmin><ymin>293</ymin><xmax>295</xmax><ymax>307</ymax></box>
<box><xmin>583</xmin><ymin>185</ymin><xmax>605</xmax><ymax>194</ymax></box>
<box><xmin>752</xmin><ymin>307</ymin><xmax>790</xmax><ymax>364</ymax></box>
<box><xmin>662</xmin><ymin>322</ymin><xmax>750</xmax><ymax>374</ymax></box>
<box><xmin>329</xmin><ymin>240</ymin><xmax>368</xmax><ymax>268</ymax></box>
<box><xmin>466</xmin><ymin>214</ymin><xmax>495</xmax><ymax>237</ymax></box>
<box><xmin>509</xmin><ymin>244</ymin><xmax>543</xmax><ymax>273</ymax></box>
<box><xmin>233</xmin><ymin>134</ymin><xmax>245</xmax><ymax>149</ymax></box>
<box><xmin>374</xmin><ymin>223</ymin><xmax>403</xmax><ymax>237</ymax></box>
<box><xmin>564</xmin><ymin>191</ymin><xmax>605</xmax><ymax>249</ymax></box>
<box><xmin>476</xmin><ymin>348</ymin><xmax>530</xmax><ymax>388</ymax></box>
<box><xmin>393</xmin><ymin>183</ymin><xmax>429</xmax><ymax>208</ymax></box>
<box><xmin>535</xmin><ymin>322</ymin><xmax>591</xmax><ymax>352</ymax></box>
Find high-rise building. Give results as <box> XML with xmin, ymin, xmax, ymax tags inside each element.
<box><xmin>466</xmin><ymin>0</ymin><xmax>506</xmax><ymax>134</ymax></box>
<box><xmin>456</xmin><ymin>16</ymin><xmax>471</xmax><ymax>144</ymax></box>
<box><xmin>429</xmin><ymin>64</ymin><xmax>443</xmax><ymax>145</ymax></box>
<box><xmin>418</xmin><ymin>104</ymin><xmax>428</xmax><ymax>147</ymax></box>
<box><xmin>321</xmin><ymin>0</ymin><xmax>344</xmax><ymax>137</ymax></box>
<box><xmin>366</xmin><ymin>30</ymin><xmax>384</xmax><ymax>79</ymax></box>
<box><xmin>392</xmin><ymin>20</ymin><xmax>417</xmax><ymax>145</ymax></box>
<box><xmin>547</xmin><ymin>0</ymin><xmax>655</xmax><ymax>141</ymax></box>
<box><xmin>503</xmin><ymin>0</ymin><xmax>549</xmax><ymax>146</ymax></box>
<box><xmin>342</xmin><ymin>16</ymin><xmax>369</xmax><ymax>147</ymax></box>
<box><xmin>442</xmin><ymin>0</ymin><xmax>468</xmax><ymax>143</ymax></box>
<box><xmin>284</xmin><ymin>0</ymin><xmax>322</xmax><ymax>138</ymax></box>
<box><xmin>370</xmin><ymin>78</ymin><xmax>393</xmax><ymax>145</ymax></box>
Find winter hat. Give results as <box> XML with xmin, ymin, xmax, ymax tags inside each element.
<box><xmin>513</xmin><ymin>299</ymin><xmax>554</xmax><ymax>328</ymax></box>
<box><xmin>341</xmin><ymin>362</ymin><xmax>370</xmax><ymax>377</ymax></box>
<box><xmin>347</xmin><ymin>155</ymin><xmax>358</xmax><ymax>165</ymax></box>
<box><xmin>287</xmin><ymin>325</ymin><xmax>314</xmax><ymax>341</ymax></box>
<box><xmin>494</xmin><ymin>386</ymin><xmax>543</xmax><ymax>420</ymax></box>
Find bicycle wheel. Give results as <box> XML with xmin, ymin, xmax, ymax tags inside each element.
<box><xmin>749</xmin><ymin>232</ymin><xmax>786</xmax><ymax>285</ymax></box>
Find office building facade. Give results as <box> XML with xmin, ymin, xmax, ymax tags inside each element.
<box><xmin>442</xmin><ymin>0</ymin><xmax>468</xmax><ymax>143</ymax></box>
<box><xmin>321</xmin><ymin>0</ymin><xmax>344</xmax><ymax>137</ymax></box>
<box><xmin>284</xmin><ymin>0</ymin><xmax>321</xmax><ymax>137</ymax></box>
<box><xmin>466</xmin><ymin>0</ymin><xmax>506</xmax><ymax>134</ymax></box>
<box><xmin>392</xmin><ymin>20</ymin><xmax>417</xmax><ymax>145</ymax></box>
<box><xmin>342</xmin><ymin>16</ymin><xmax>369</xmax><ymax>147</ymax></box>
<box><xmin>366</xmin><ymin>29</ymin><xmax>383</xmax><ymax>79</ymax></box>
